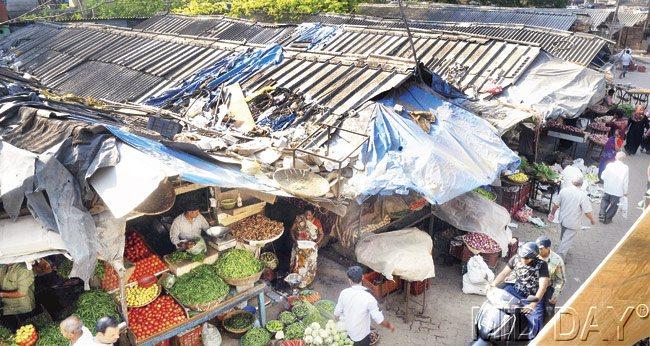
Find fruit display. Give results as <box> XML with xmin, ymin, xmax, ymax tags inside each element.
<box><xmin>279</xmin><ymin>311</ymin><xmax>297</xmax><ymax>325</ymax></box>
<box><xmin>303</xmin><ymin>321</ymin><xmax>353</xmax><ymax>346</ymax></box>
<box><xmin>128</xmin><ymin>295</ymin><xmax>187</xmax><ymax>340</ymax></box>
<box><xmin>126</xmin><ymin>284</ymin><xmax>161</xmax><ymax>307</ymax></box>
<box><xmin>14</xmin><ymin>325</ymin><xmax>36</xmax><ymax>346</ymax></box>
<box><xmin>215</xmin><ymin>249</ymin><xmax>263</xmax><ymax>280</ymax></box>
<box><xmin>167</xmin><ymin>265</ymin><xmax>229</xmax><ymax>308</ymax></box>
<box><xmin>507</xmin><ymin>172</ymin><xmax>529</xmax><ymax>183</ymax></box>
<box><xmin>125</xmin><ymin>232</ymin><xmax>153</xmax><ymax>262</ymax></box>
<box><xmin>231</xmin><ymin>214</ymin><xmax>284</xmax><ymax>241</ymax></box>
<box><xmin>472</xmin><ymin>187</ymin><xmax>496</xmax><ymax>201</ymax></box>
<box><xmin>75</xmin><ymin>290</ymin><xmax>121</xmax><ymax>333</ymax></box>
<box><xmin>266</xmin><ymin>320</ymin><xmax>284</xmax><ymax>333</ymax></box>
<box><xmin>128</xmin><ymin>255</ymin><xmax>167</xmax><ymax>283</ymax></box>
<box><xmin>241</xmin><ymin>327</ymin><xmax>272</xmax><ymax>346</ymax></box>
<box><xmin>532</xmin><ymin>162</ymin><xmax>560</xmax><ymax>182</ymax></box>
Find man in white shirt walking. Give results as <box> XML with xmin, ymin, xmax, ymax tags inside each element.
<box><xmin>560</xmin><ymin>159</ymin><xmax>583</xmax><ymax>190</ymax></box>
<box><xmin>334</xmin><ymin>266</ymin><xmax>395</xmax><ymax>346</ymax></box>
<box><xmin>600</xmin><ymin>152</ymin><xmax>629</xmax><ymax>224</ymax></box>
<box><xmin>619</xmin><ymin>48</ymin><xmax>633</xmax><ymax>78</ymax></box>
<box><xmin>549</xmin><ymin>175</ymin><xmax>596</xmax><ymax>259</ymax></box>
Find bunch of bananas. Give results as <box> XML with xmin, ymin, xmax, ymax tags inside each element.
<box><xmin>508</xmin><ymin>172</ymin><xmax>529</xmax><ymax>183</ymax></box>
<box><xmin>126</xmin><ymin>284</ymin><xmax>159</xmax><ymax>307</ymax></box>
<box><xmin>15</xmin><ymin>324</ymin><xmax>36</xmax><ymax>345</ymax></box>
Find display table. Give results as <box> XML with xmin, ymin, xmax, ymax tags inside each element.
<box><xmin>547</xmin><ymin>130</ymin><xmax>587</xmax><ymax>157</ymax></box>
<box><xmin>528</xmin><ymin>178</ymin><xmax>560</xmax><ymax>213</ymax></box>
<box><xmin>136</xmin><ymin>283</ymin><xmax>268</xmax><ymax>346</ymax></box>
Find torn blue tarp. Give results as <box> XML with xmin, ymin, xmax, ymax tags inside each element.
<box><xmin>431</xmin><ymin>74</ymin><xmax>466</xmax><ymax>99</ymax></box>
<box><xmin>347</xmin><ymin>84</ymin><xmax>519</xmax><ymax>205</ymax></box>
<box><xmin>293</xmin><ymin>23</ymin><xmax>341</xmax><ymax>49</ymax></box>
<box><xmin>144</xmin><ymin>44</ymin><xmax>284</xmax><ymax>108</ymax></box>
<box><xmin>106</xmin><ymin>125</ymin><xmax>288</xmax><ymax>196</ymax></box>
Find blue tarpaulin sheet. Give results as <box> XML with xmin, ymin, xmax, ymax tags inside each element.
<box><xmin>105</xmin><ymin>125</ymin><xmax>287</xmax><ymax>195</ymax></box>
<box><xmin>348</xmin><ymin>84</ymin><xmax>519</xmax><ymax>205</ymax></box>
<box><xmin>294</xmin><ymin>23</ymin><xmax>340</xmax><ymax>49</ymax></box>
<box><xmin>144</xmin><ymin>45</ymin><xmax>284</xmax><ymax>108</ymax></box>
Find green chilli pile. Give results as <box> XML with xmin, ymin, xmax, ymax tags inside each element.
<box><xmin>241</xmin><ymin>327</ymin><xmax>271</xmax><ymax>346</ymax></box>
<box><xmin>36</xmin><ymin>324</ymin><xmax>67</xmax><ymax>346</ymax></box>
<box><xmin>168</xmin><ymin>250</ymin><xmax>206</xmax><ymax>263</ymax></box>
<box><xmin>168</xmin><ymin>265</ymin><xmax>229</xmax><ymax>306</ymax></box>
<box><xmin>215</xmin><ymin>249</ymin><xmax>263</xmax><ymax>280</ymax></box>
<box><xmin>75</xmin><ymin>290</ymin><xmax>121</xmax><ymax>333</ymax></box>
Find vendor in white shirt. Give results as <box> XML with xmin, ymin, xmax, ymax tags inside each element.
<box><xmin>334</xmin><ymin>266</ymin><xmax>395</xmax><ymax>346</ymax></box>
<box><xmin>59</xmin><ymin>316</ymin><xmax>94</xmax><ymax>346</ymax></box>
<box><xmin>169</xmin><ymin>209</ymin><xmax>210</xmax><ymax>249</ymax></box>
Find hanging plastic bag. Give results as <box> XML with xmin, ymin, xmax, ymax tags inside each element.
<box><xmin>619</xmin><ymin>196</ymin><xmax>628</xmax><ymax>219</ymax></box>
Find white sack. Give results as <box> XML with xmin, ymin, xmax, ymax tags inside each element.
<box><xmin>462</xmin><ymin>255</ymin><xmax>495</xmax><ymax>295</ymax></box>
<box><xmin>355</xmin><ymin>228</ymin><xmax>435</xmax><ymax>281</ymax></box>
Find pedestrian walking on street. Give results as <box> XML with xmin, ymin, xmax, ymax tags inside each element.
<box><xmin>334</xmin><ymin>266</ymin><xmax>395</xmax><ymax>346</ymax></box>
<box><xmin>600</xmin><ymin>152</ymin><xmax>629</xmax><ymax>223</ymax></box>
<box><xmin>549</xmin><ymin>176</ymin><xmax>596</xmax><ymax>259</ymax></box>
<box><xmin>624</xmin><ymin>106</ymin><xmax>648</xmax><ymax>155</ymax></box>
<box><xmin>535</xmin><ymin>236</ymin><xmax>565</xmax><ymax>319</ymax></box>
<box><xmin>618</xmin><ymin>48</ymin><xmax>633</xmax><ymax>78</ymax></box>
<box><xmin>599</xmin><ymin>127</ymin><xmax>620</xmax><ymax>180</ymax></box>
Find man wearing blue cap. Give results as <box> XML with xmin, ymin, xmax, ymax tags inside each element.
<box><xmin>536</xmin><ymin>236</ymin><xmax>565</xmax><ymax>317</ymax></box>
<box><xmin>334</xmin><ymin>266</ymin><xmax>395</xmax><ymax>345</ymax></box>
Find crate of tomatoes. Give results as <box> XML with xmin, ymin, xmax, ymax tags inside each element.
<box><xmin>127</xmin><ymin>294</ymin><xmax>188</xmax><ymax>343</ymax></box>
<box><xmin>101</xmin><ymin>232</ymin><xmax>168</xmax><ymax>292</ymax></box>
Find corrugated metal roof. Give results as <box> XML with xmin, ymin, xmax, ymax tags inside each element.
<box><xmin>302</xmin><ymin>13</ymin><xmax>610</xmax><ymax>66</ymax></box>
<box><xmin>1</xmin><ymin>22</ymin><xmax>412</xmax><ymax>115</ymax></box>
<box><xmin>300</xmin><ymin>26</ymin><xmax>540</xmax><ymax>91</ymax></box>
<box><xmin>135</xmin><ymin>15</ymin><xmax>296</xmax><ymax>44</ymax></box>
<box><xmin>583</xmin><ymin>8</ymin><xmax>648</xmax><ymax>28</ymax></box>
<box><xmin>356</xmin><ymin>3</ymin><xmax>578</xmax><ymax>31</ymax></box>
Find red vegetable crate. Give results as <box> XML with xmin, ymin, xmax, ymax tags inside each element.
<box><xmin>409</xmin><ymin>279</ymin><xmax>431</xmax><ymax>296</ymax></box>
<box><xmin>171</xmin><ymin>325</ymin><xmax>202</xmax><ymax>346</ymax></box>
<box><xmin>361</xmin><ymin>271</ymin><xmax>402</xmax><ymax>299</ymax></box>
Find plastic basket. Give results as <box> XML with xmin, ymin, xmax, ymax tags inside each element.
<box><xmin>171</xmin><ymin>325</ymin><xmax>202</xmax><ymax>346</ymax></box>
<box><xmin>361</xmin><ymin>272</ymin><xmax>402</xmax><ymax>299</ymax></box>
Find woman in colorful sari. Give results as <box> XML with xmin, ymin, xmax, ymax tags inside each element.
<box><xmin>599</xmin><ymin>127</ymin><xmax>620</xmax><ymax>180</ymax></box>
<box><xmin>290</xmin><ymin>207</ymin><xmax>324</xmax><ymax>288</ymax></box>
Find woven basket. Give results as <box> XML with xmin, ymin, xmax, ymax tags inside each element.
<box><xmin>223</xmin><ymin>270</ymin><xmax>263</xmax><ymax>287</ymax></box>
<box><xmin>182</xmin><ymin>294</ymin><xmax>227</xmax><ymax>312</ymax></box>
<box><xmin>273</xmin><ymin>169</ymin><xmax>330</xmax><ymax>198</ymax></box>
<box><xmin>222</xmin><ymin>310</ymin><xmax>255</xmax><ymax>335</ymax></box>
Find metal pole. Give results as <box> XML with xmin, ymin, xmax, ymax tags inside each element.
<box><xmin>609</xmin><ymin>0</ymin><xmax>621</xmax><ymax>41</ymax></box>
<box><xmin>397</xmin><ymin>0</ymin><xmax>421</xmax><ymax>81</ymax></box>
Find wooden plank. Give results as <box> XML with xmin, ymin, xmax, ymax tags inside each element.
<box><xmin>532</xmin><ymin>209</ymin><xmax>650</xmax><ymax>345</ymax></box>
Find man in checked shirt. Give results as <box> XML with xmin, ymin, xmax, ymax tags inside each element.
<box><xmin>536</xmin><ymin>235</ymin><xmax>565</xmax><ymax>319</ymax></box>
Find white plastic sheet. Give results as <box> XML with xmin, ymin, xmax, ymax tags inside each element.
<box><xmin>432</xmin><ymin>192</ymin><xmax>512</xmax><ymax>256</ymax></box>
<box><xmin>0</xmin><ymin>216</ymin><xmax>68</xmax><ymax>263</ymax></box>
<box><xmin>355</xmin><ymin>228</ymin><xmax>435</xmax><ymax>281</ymax></box>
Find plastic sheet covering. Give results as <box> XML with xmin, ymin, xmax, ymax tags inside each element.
<box><xmin>432</xmin><ymin>192</ymin><xmax>512</xmax><ymax>256</ymax></box>
<box><xmin>346</xmin><ymin>84</ymin><xmax>519</xmax><ymax>205</ymax></box>
<box><xmin>294</xmin><ymin>23</ymin><xmax>340</xmax><ymax>49</ymax></box>
<box><xmin>500</xmin><ymin>52</ymin><xmax>606</xmax><ymax>119</ymax></box>
<box><xmin>0</xmin><ymin>141</ymin><xmax>36</xmax><ymax>220</ymax></box>
<box><xmin>106</xmin><ymin>125</ymin><xmax>288</xmax><ymax>196</ymax></box>
<box><xmin>0</xmin><ymin>216</ymin><xmax>68</xmax><ymax>264</ymax></box>
<box><xmin>355</xmin><ymin>228</ymin><xmax>435</xmax><ymax>281</ymax></box>
<box><xmin>144</xmin><ymin>45</ymin><xmax>284</xmax><ymax>108</ymax></box>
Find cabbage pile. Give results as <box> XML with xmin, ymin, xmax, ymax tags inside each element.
<box><xmin>303</xmin><ymin>321</ymin><xmax>353</xmax><ymax>346</ymax></box>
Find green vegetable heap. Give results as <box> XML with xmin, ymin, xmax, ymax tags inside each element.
<box><xmin>279</xmin><ymin>311</ymin><xmax>297</xmax><ymax>325</ymax></box>
<box><xmin>473</xmin><ymin>188</ymin><xmax>496</xmax><ymax>201</ymax></box>
<box><xmin>168</xmin><ymin>250</ymin><xmax>206</xmax><ymax>263</ymax></box>
<box><xmin>532</xmin><ymin>162</ymin><xmax>560</xmax><ymax>182</ymax></box>
<box><xmin>265</xmin><ymin>320</ymin><xmax>284</xmax><ymax>333</ymax></box>
<box><xmin>241</xmin><ymin>327</ymin><xmax>271</xmax><ymax>346</ymax></box>
<box><xmin>75</xmin><ymin>290</ymin><xmax>121</xmax><ymax>333</ymax></box>
<box><xmin>36</xmin><ymin>324</ymin><xmax>67</xmax><ymax>346</ymax></box>
<box><xmin>315</xmin><ymin>300</ymin><xmax>336</xmax><ymax>317</ymax></box>
<box><xmin>284</xmin><ymin>322</ymin><xmax>306</xmax><ymax>340</ymax></box>
<box><xmin>0</xmin><ymin>325</ymin><xmax>14</xmax><ymax>345</ymax></box>
<box><xmin>224</xmin><ymin>311</ymin><xmax>255</xmax><ymax>330</ymax></box>
<box><xmin>168</xmin><ymin>265</ymin><xmax>229</xmax><ymax>306</ymax></box>
<box><xmin>215</xmin><ymin>249</ymin><xmax>262</xmax><ymax>280</ymax></box>
<box><xmin>291</xmin><ymin>302</ymin><xmax>311</xmax><ymax>319</ymax></box>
